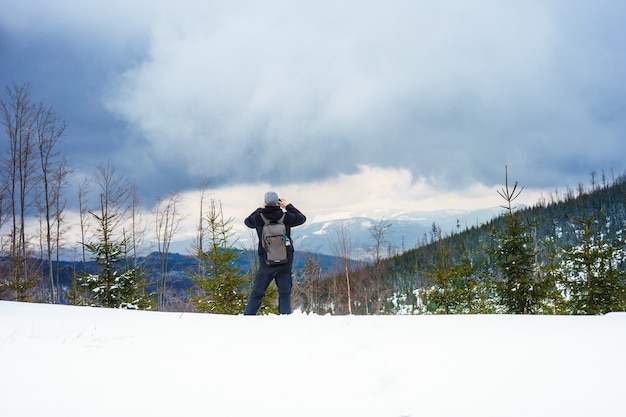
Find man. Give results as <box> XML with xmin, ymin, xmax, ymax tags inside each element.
<box><xmin>244</xmin><ymin>191</ymin><xmax>306</xmax><ymax>315</ymax></box>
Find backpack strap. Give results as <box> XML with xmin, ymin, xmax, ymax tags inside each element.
<box><xmin>260</xmin><ymin>213</ymin><xmax>285</xmax><ymax>225</ymax></box>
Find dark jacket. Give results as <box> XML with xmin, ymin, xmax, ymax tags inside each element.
<box><xmin>245</xmin><ymin>204</ymin><xmax>306</xmax><ymax>260</ymax></box>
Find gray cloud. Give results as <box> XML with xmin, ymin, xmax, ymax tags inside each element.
<box><xmin>2</xmin><ymin>0</ymin><xmax>625</xmax><ymax>202</ymax></box>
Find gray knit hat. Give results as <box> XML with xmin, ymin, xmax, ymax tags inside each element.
<box><xmin>264</xmin><ymin>191</ymin><xmax>279</xmax><ymax>206</ymax></box>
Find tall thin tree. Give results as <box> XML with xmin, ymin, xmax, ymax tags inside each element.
<box><xmin>329</xmin><ymin>224</ymin><xmax>354</xmax><ymax>314</ymax></box>
<box><xmin>153</xmin><ymin>191</ymin><xmax>183</xmax><ymax>310</ymax></box>
<box><xmin>34</xmin><ymin>102</ymin><xmax>68</xmax><ymax>303</ymax></box>
<box><xmin>1</xmin><ymin>83</ymin><xmax>38</xmax><ymax>300</ymax></box>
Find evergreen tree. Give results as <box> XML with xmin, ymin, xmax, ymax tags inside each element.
<box><xmin>189</xmin><ymin>198</ymin><xmax>250</xmax><ymax>314</ymax></box>
<box><xmin>420</xmin><ymin>230</ymin><xmax>495</xmax><ymax>314</ymax></box>
<box><xmin>539</xmin><ymin>232</ymin><xmax>568</xmax><ymax>314</ymax></box>
<box><xmin>491</xmin><ymin>168</ymin><xmax>547</xmax><ymax>314</ymax></box>
<box><xmin>421</xmin><ymin>229</ymin><xmax>460</xmax><ymax>314</ymax></box>
<box><xmin>79</xmin><ymin>194</ymin><xmax>154</xmax><ymax>309</ymax></box>
<box><xmin>454</xmin><ymin>237</ymin><xmax>496</xmax><ymax>314</ymax></box>
<box><xmin>560</xmin><ymin>189</ymin><xmax>626</xmax><ymax>314</ymax></box>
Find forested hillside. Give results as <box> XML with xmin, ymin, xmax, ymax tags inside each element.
<box><xmin>295</xmin><ymin>173</ymin><xmax>626</xmax><ymax>315</ymax></box>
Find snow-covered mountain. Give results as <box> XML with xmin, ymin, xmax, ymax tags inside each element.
<box><xmin>289</xmin><ymin>206</ymin><xmax>506</xmax><ymax>260</ymax></box>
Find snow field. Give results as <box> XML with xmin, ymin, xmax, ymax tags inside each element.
<box><xmin>1</xmin><ymin>301</ymin><xmax>625</xmax><ymax>417</ymax></box>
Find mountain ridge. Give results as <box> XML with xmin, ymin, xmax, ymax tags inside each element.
<box><xmin>279</xmin><ymin>206</ymin><xmax>506</xmax><ymax>259</ymax></box>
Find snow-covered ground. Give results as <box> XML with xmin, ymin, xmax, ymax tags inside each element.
<box><xmin>1</xmin><ymin>301</ymin><xmax>625</xmax><ymax>417</ymax></box>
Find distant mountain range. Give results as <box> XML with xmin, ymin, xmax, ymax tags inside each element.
<box><xmin>242</xmin><ymin>206</ymin><xmax>506</xmax><ymax>260</ymax></box>
<box><xmin>160</xmin><ymin>207</ymin><xmax>507</xmax><ymax>262</ymax></box>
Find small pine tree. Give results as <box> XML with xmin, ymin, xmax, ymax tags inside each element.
<box><xmin>421</xmin><ymin>229</ymin><xmax>460</xmax><ymax>314</ymax></box>
<box><xmin>491</xmin><ymin>167</ymin><xmax>548</xmax><ymax>314</ymax></box>
<box><xmin>78</xmin><ymin>194</ymin><xmax>154</xmax><ymax>309</ymax></box>
<box><xmin>420</xmin><ymin>226</ymin><xmax>496</xmax><ymax>314</ymax></box>
<box><xmin>454</xmin><ymin>238</ymin><xmax>496</xmax><ymax>314</ymax></box>
<box><xmin>560</xmin><ymin>189</ymin><xmax>626</xmax><ymax>314</ymax></box>
<box><xmin>539</xmin><ymin>232</ymin><xmax>568</xmax><ymax>314</ymax></box>
<box><xmin>189</xmin><ymin>199</ymin><xmax>250</xmax><ymax>314</ymax></box>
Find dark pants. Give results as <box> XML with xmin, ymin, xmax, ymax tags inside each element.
<box><xmin>244</xmin><ymin>262</ymin><xmax>293</xmax><ymax>315</ymax></box>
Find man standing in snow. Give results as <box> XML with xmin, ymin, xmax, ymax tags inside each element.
<box><xmin>244</xmin><ymin>191</ymin><xmax>306</xmax><ymax>315</ymax></box>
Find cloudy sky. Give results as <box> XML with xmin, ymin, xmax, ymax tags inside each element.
<box><xmin>2</xmin><ymin>0</ymin><xmax>625</xmax><ymax>232</ymax></box>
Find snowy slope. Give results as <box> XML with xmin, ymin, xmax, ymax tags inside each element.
<box><xmin>1</xmin><ymin>301</ymin><xmax>625</xmax><ymax>417</ymax></box>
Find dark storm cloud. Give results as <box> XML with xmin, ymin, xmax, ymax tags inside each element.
<box><xmin>2</xmin><ymin>0</ymin><xmax>626</xmax><ymax>201</ymax></box>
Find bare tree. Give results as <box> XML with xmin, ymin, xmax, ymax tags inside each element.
<box><xmin>370</xmin><ymin>218</ymin><xmax>392</xmax><ymax>265</ymax></box>
<box><xmin>195</xmin><ymin>180</ymin><xmax>211</xmax><ymax>275</ymax></box>
<box><xmin>67</xmin><ymin>178</ymin><xmax>91</xmax><ymax>305</ymax></box>
<box><xmin>0</xmin><ymin>87</ymin><xmax>73</xmax><ymax>303</ymax></box>
<box><xmin>153</xmin><ymin>191</ymin><xmax>184</xmax><ymax>310</ymax></box>
<box><xmin>51</xmin><ymin>158</ymin><xmax>71</xmax><ymax>299</ymax></box>
<box><xmin>1</xmin><ymin>83</ymin><xmax>38</xmax><ymax>300</ymax></box>
<box><xmin>128</xmin><ymin>181</ymin><xmax>151</xmax><ymax>303</ymax></box>
<box><xmin>129</xmin><ymin>181</ymin><xmax>147</xmax><ymax>263</ymax></box>
<box><xmin>77</xmin><ymin>178</ymin><xmax>91</xmax><ymax>269</ymax></box>
<box><xmin>329</xmin><ymin>224</ymin><xmax>354</xmax><ymax>314</ymax></box>
<box><xmin>367</xmin><ymin>219</ymin><xmax>393</xmax><ymax>313</ymax></box>
<box><xmin>34</xmin><ymin>101</ymin><xmax>69</xmax><ymax>303</ymax></box>
<box><xmin>93</xmin><ymin>161</ymin><xmax>131</xmax><ymax>235</ymax></box>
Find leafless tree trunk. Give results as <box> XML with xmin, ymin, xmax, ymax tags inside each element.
<box><xmin>195</xmin><ymin>181</ymin><xmax>211</xmax><ymax>275</ymax></box>
<box><xmin>94</xmin><ymin>161</ymin><xmax>131</xmax><ymax>235</ymax></box>
<box><xmin>34</xmin><ymin>102</ymin><xmax>68</xmax><ymax>303</ymax></box>
<box><xmin>128</xmin><ymin>181</ymin><xmax>149</xmax><ymax>301</ymax></box>
<box><xmin>129</xmin><ymin>182</ymin><xmax>146</xmax><ymax>264</ymax></box>
<box><xmin>370</xmin><ymin>219</ymin><xmax>392</xmax><ymax>265</ymax></box>
<box><xmin>368</xmin><ymin>219</ymin><xmax>392</xmax><ymax>313</ymax></box>
<box><xmin>329</xmin><ymin>224</ymin><xmax>354</xmax><ymax>314</ymax></box>
<box><xmin>1</xmin><ymin>83</ymin><xmax>38</xmax><ymax>300</ymax></box>
<box><xmin>153</xmin><ymin>191</ymin><xmax>183</xmax><ymax>310</ymax></box>
<box><xmin>68</xmin><ymin>178</ymin><xmax>91</xmax><ymax>305</ymax></box>
<box><xmin>52</xmin><ymin>158</ymin><xmax>71</xmax><ymax>299</ymax></box>
<box><xmin>77</xmin><ymin>178</ymin><xmax>90</xmax><ymax>271</ymax></box>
